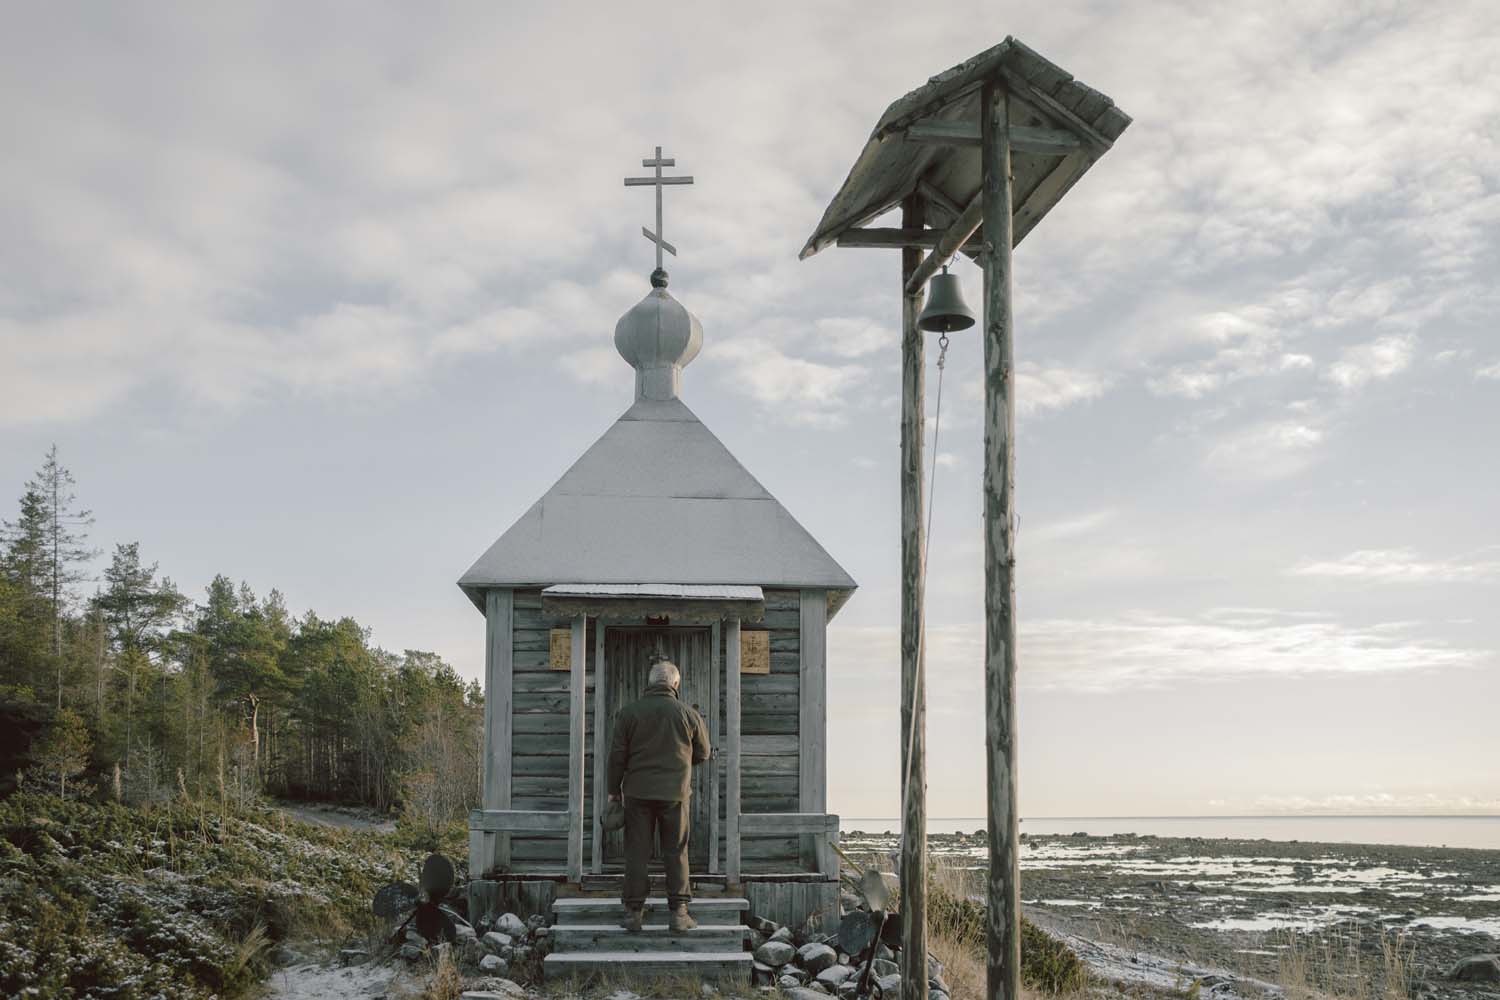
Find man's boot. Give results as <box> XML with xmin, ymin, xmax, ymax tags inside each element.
<box><xmin>668</xmin><ymin>904</ymin><xmax>697</xmax><ymax>932</ymax></box>
<box><xmin>619</xmin><ymin>908</ymin><xmax>643</xmax><ymax>933</ymax></box>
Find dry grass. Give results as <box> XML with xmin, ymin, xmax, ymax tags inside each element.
<box><xmin>1275</xmin><ymin>927</ymin><xmax>1414</xmax><ymax>1000</ymax></box>
<box><xmin>415</xmin><ymin>945</ymin><xmax>464</xmax><ymax>1000</ymax></box>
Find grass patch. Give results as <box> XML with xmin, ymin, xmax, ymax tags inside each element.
<box><xmin>0</xmin><ymin>791</ymin><xmax>441</xmax><ymax>999</ymax></box>
<box><xmin>1276</xmin><ymin>926</ymin><xmax>1414</xmax><ymax>1000</ymax></box>
<box><xmin>927</xmin><ymin>864</ymin><xmax>1089</xmax><ymax>995</ymax></box>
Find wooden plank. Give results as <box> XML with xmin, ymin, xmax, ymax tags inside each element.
<box><xmin>480</xmin><ymin>589</ymin><xmax>515</xmax><ymax>874</ymax></box>
<box><xmin>900</xmin><ymin>192</ymin><xmax>930</xmax><ymax>1000</ymax></box>
<box><xmin>1013</xmin><ymin>151</ymin><xmax>1088</xmax><ymax>247</ymax></box>
<box><xmin>982</xmin><ymin>79</ymin><xmax>1022</xmax><ymax>1000</ymax></box>
<box><xmin>591</xmin><ymin>618</ymin><xmax>607</xmax><ymax>874</ymax></box>
<box><xmin>739</xmin><ymin>812</ymin><xmax>832</xmax><ymax>835</ymax></box>
<box><xmin>469</xmin><ymin>809</ymin><xmax>571</xmax><ymax>833</ymax></box>
<box><xmin>709</xmin><ymin>619</ymin><xmax>721</xmax><ymax>874</ymax></box>
<box><xmin>798</xmin><ymin>589</ymin><xmax>827</xmax><ymax>872</ymax></box>
<box><xmin>836</xmin><ymin>227</ymin><xmax>985</xmax><ymax>252</ymax></box>
<box><xmin>903</xmin><ymin>120</ymin><xmax>1079</xmax><ymax>154</ymax></box>
<box><xmin>743</xmin><ymin>735</ymin><xmax>798</xmax><ymax>756</ymax></box>
<box><xmin>725</xmin><ymin>616</ymin><xmax>742</xmax><ymax>884</ymax></box>
<box><xmin>567</xmin><ymin>614</ymin><xmax>586</xmax><ymax>882</ymax></box>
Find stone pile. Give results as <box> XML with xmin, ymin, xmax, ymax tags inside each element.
<box><xmin>745</xmin><ymin>894</ymin><xmax>952</xmax><ymax>999</ymax></box>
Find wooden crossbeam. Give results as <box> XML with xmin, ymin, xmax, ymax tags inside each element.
<box><xmin>904</xmin><ymin>192</ymin><xmax>983</xmax><ymax>294</ymax></box>
<box><xmin>903</xmin><ymin>121</ymin><xmax>1079</xmax><ymax>155</ymax></box>
<box><xmin>470</xmin><ymin>809</ymin><xmax>571</xmax><ymax>833</ymax></box>
<box><xmin>837</xmin><ymin>227</ymin><xmax>984</xmax><ymax>251</ymax></box>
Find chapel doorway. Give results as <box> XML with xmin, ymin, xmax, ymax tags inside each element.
<box><xmin>601</xmin><ymin>626</ymin><xmax>716</xmax><ymax>870</ymax></box>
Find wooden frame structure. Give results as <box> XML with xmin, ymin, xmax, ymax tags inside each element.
<box><xmin>800</xmin><ymin>37</ymin><xmax>1130</xmax><ymax>1000</ymax></box>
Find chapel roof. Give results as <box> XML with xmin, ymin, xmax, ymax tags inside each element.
<box><xmin>458</xmin><ymin>282</ymin><xmax>857</xmax><ymax>614</ymax></box>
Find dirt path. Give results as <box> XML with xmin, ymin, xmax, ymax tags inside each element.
<box><xmin>275</xmin><ymin>801</ymin><xmax>397</xmax><ymax>834</ymax></box>
<box><xmin>263</xmin><ymin>962</ymin><xmax>398</xmax><ymax>999</ymax></box>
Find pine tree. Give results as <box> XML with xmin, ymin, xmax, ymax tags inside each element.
<box><xmin>34</xmin><ymin>707</ymin><xmax>92</xmax><ymax>799</ymax></box>
<box><xmin>9</xmin><ymin>447</ymin><xmax>97</xmax><ymax>708</ymax></box>
<box><xmin>96</xmin><ymin>543</ymin><xmax>185</xmax><ymax>775</ymax></box>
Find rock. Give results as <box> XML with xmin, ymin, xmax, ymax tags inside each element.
<box><xmin>875</xmin><ymin>943</ymin><xmax>895</xmax><ymax>962</ymax></box>
<box><xmin>839</xmin><ymin>952</ymin><xmax>851</xmax><ymax>965</ymax></box>
<box><xmin>838</xmin><ymin>983</ymin><xmax>860</xmax><ymax>999</ymax></box>
<box><xmin>779</xmin><ymin>975</ymin><xmax>805</xmax><ymax>990</ymax></box>
<box><xmin>770</xmin><ymin>925</ymin><xmax>795</xmax><ymax>945</ymax></box>
<box><xmin>337</xmin><ymin>948</ymin><xmax>369</xmax><ymax>966</ymax></box>
<box><xmin>756</xmin><ymin>940</ymin><xmax>796</xmax><ymax>967</ymax></box>
<box><xmin>454</xmin><ymin>924</ymin><xmax>477</xmax><ymax>942</ymax></box>
<box><xmin>816</xmin><ymin>964</ymin><xmax>856</xmax><ymax>989</ymax></box>
<box><xmin>1449</xmin><ymin>955</ymin><xmax>1500</xmax><ymax>983</ymax></box>
<box><xmin>780</xmin><ymin>965</ymin><xmax>809</xmax><ymax>984</ymax></box>
<box><xmin>873</xmin><ymin>958</ymin><xmax>899</xmax><ymax>977</ymax></box>
<box><xmin>783</xmin><ymin>989</ymin><xmax>828</xmax><ymax>1000</ymax></box>
<box><xmin>481</xmin><ymin>931</ymin><xmax>514</xmax><ymax>954</ymax></box>
<box><xmin>405</xmin><ymin>929</ymin><xmax>426</xmax><ymax>945</ymax></box>
<box><xmin>478</xmin><ymin>953</ymin><xmax>508</xmax><ymax>974</ymax></box>
<box><xmin>798</xmin><ymin>942</ymin><xmax>839</xmax><ymax>975</ymax></box>
<box><xmin>400</xmin><ymin>943</ymin><xmax>424</xmax><ymax>962</ymax></box>
<box><xmin>602</xmin><ymin>992</ymin><xmax>642</xmax><ymax>1000</ymax></box>
<box><xmin>928</xmin><ymin>955</ymin><xmax>945</xmax><ymax>981</ymax></box>
<box><xmin>931</xmin><ymin>992</ymin><xmax>950</xmax><ymax>1000</ymax></box>
<box><xmin>875</xmin><ymin>972</ymin><xmax>903</xmax><ymax>998</ymax></box>
<box><xmin>526</xmin><ymin>913</ymin><xmax>547</xmax><ymax>933</ymax></box>
<box><xmin>463</xmin><ymin>988</ymin><xmax>526</xmax><ymax>1000</ymax></box>
<box><xmin>752</xmin><ymin>960</ymin><xmax>776</xmax><ymax>985</ymax></box>
<box><xmin>750</xmin><ymin>915</ymin><xmax>779</xmax><ymax>934</ymax></box>
<box><xmin>701</xmin><ymin>984</ymin><xmax>718</xmax><ymax>997</ymax></box>
<box><xmin>840</xmin><ymin>891</ymin><xmax>864</xmax><ymax>914</ymax></box>
<box><xmin>494</xmin><ymin>912</ymin><xmax>528</xmax><ymax>938</ymax></box>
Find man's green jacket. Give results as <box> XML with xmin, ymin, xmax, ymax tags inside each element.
<box><xmin>608</xmin><ymin>683</ymin><xmax>712</xmax><ymax>802</ymax></box>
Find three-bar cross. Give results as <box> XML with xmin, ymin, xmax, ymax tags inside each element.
<box><xmin>624</xmin><ymin>146</ymin><xmax>694</xmax><ymax>271</ymax></box>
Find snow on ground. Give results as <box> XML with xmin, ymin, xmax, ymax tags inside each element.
<box><xmin>263</xmin><ymin>962</ymin><xmax>398</xmax><ymax>999</ymax></box>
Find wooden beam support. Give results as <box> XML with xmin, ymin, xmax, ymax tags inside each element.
<box><xmin>725</xmin><ymin>617</ymin><xmax>742</xmax><ymax>884</ymax></box>
<box><xmin>708</xmin><ymin>619</ymin><xmax>721</xmax><ymax>874</ymax></box>
<box><xmin>905</xmin><ymin>191</ymin><xmax>981</xmax><ymax>294</ymax></box>
<box><xmin>566</xmin><ymin>614</ymin><xmax>586</xmax><ymax>882</ymax></box>
<box><xmin>473</xmin><ymin>589</ymin><xmax>514</xmax><ymax>876</ymax></box>
<box><xmin>899</xmin><ymin>193</ymin><xmax>929</xmax><ymax>1000</ymax></box>
<box><xmin>981</xmin><ymin>79</ymin><xmax>1022</xmax><ymax>1000</ymax></box>
<box><xmin>904</xmin><ymin>120</ymin><xmax>1080</xmax><ymax>155</ymax></box>
<box><xmin>836</xmin><ymin>227</ymin><xmax>985</xmax><ymax>252</ymax></box>
<box><xmin>799</xmin><ymin>589</ymin><xmax>828</xmax><ymax>870</ymax></box>
<box><xmin>590</xmin><ymin>620</ymin><xmax>607</xmax><ymax>874</ymax></box>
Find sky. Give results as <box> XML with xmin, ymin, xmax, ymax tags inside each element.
<box><xmin>3</xmin><ymin>1</ymin><xmax>1498</xmax><ymax>820</ymax></box>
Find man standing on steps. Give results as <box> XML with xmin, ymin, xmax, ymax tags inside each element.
<box><xmin>608</xmin><ymin>654</ymin><xmax>713</xmax><ymax>933</ymax></box>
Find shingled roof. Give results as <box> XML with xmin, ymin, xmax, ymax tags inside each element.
<box><xmin>801</xmin><ymin>37</ymin><xmax>1131</xmax><ymax>260</ymax></box>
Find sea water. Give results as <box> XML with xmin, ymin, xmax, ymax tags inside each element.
<box><xmin>839</xmin><ymin>815</ymin><xmax>1500</xmax><ymax>849</ymax></box>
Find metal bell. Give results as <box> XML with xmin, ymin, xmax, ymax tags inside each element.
<box><xmin>917</xmin><ymin>266</ymin><xmax>976</xmax><ymax>333</ymax></box>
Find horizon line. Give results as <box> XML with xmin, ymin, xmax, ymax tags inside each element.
<box><xmin>839</xmin><ymin>814</ymin><xmax>1500</xmax><ymax>820</ymax></box>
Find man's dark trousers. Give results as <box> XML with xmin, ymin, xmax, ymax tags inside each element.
<box><xmin>622</xmin><ymin>797</ymin><xmax>691</xmax><ymax>910</ymax></box>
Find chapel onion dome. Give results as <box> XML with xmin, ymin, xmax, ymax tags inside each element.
<box><xmin>614</xmin><ymin>269</ymin><xmax>703</xmax><ymax>402</ymax></box>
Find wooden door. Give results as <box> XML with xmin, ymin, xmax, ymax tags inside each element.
<box><xmin>602</xmin><ymin>627</ymin><xmax>715</xmax><ymax>870</ymax></box>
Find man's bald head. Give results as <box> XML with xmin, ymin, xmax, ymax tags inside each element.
<box><xmin>648</xmin><ymin>656</ymin><xmax>680</xmax><ymax>690</ymax></box>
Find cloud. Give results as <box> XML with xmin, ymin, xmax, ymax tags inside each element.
<box><xmin>1289</xmin><ymin>548</ymin><xmax>1500</xmax><ymax>584</ymax></box>
<box><xmin>1027</xmin><ymin>509</ymin><xmax>1117</xmax><ymax>544</ymax></box>
<box><xmin>1477</xmin><ymin>361</ymin><xmax>1500</xmax><ymax>380</ymax></box>
<box><xmin>1019</xmin><ymin>610</ymin><xmax>1492</xmax><ymax>693</ymax></box>
<box><xmin>1324</xmin><ymin>334</ymin><xmax>1416</xmax><ymax>390</ymax></box>
<box><xmin>834</xmin><ymin>608</ymin><xmax>1490</xmax><ymax>696</ymax></box>
<box><xmin>1235</xmin><ymin>792</ymin><xmax>1500</xmax><ymax>815</ymax></box>
<box><xmin>1203</xmin><ymin>418</ymin><xmax>1325</xmax><ymax>481</ymax></box>
<box><xmin>712</xmin><ymin>339</ymin><xmax>867</xmax><ymax>428</ymax></box>
<box><xmin>1015</xmin><ymin>363</ymin><xmax>1112</xmax><ymax>418</ymax></box>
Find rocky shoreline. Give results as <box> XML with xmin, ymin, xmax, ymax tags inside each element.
<box><xmin>841</xmin><ymin>829</ymin><xmax>1500</xmax><ymax>999</ymax></box>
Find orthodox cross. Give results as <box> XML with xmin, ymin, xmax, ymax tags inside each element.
<box><xmin>624</xmin><ymin>146</ymin><xmax>694</xmax><ymax>272</ymax></box>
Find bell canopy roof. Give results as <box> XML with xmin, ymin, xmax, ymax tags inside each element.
<box><xmin>458</xmin><ymin>273</ymin><xmax>857</xmax><ymax>614</ymax></box>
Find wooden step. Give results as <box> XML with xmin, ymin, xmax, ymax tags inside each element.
<box><xmin>548</xmin><ymin>923</ymin><xmax>750</xmax><ymax>954</ymax></box>
<box><xmin>551</xmin><ymin>896</ymin><xmax>748</xmax><ymax>926</ymax></box>
<box><xmin>543</xmin><ymin>950</ymin><xmax>753</xmax><ymax>983</ymax></box>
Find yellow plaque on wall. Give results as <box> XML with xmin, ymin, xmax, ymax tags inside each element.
<box><xmin>549</xmin><ymin>628</ymin><xmax>572</xmax><ymax>671</ymax></box>
<box><xmin>740</xmin><ymin>630</ymin><xmax>770</xmax><ymax>674</ymax></box>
